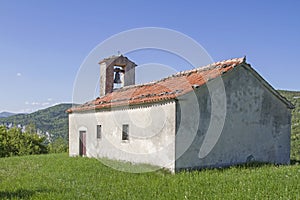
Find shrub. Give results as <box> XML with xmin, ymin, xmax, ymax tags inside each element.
<box><xmin>48</xmin><ymin>137</ymin><xmax>68</xmax><ymax>153</ymax></box>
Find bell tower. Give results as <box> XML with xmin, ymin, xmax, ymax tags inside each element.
<box><xmin>99</xmin><ymin>55</ymin><xmax>137</xmax><ymax>97</ymax></box>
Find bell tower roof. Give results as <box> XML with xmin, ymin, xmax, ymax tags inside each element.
<box><xmin>99</xmin><ymin>55</ymin><xmax>137</xmax><ymax>67</ymax></box>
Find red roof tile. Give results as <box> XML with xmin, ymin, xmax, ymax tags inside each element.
<box><xmin>67</xmin><ymin>57</ymin><xmax>245</xmax><ymax>113</ymax></box>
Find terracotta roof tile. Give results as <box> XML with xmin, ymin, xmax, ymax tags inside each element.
<box><xmin>67</xmin><ymin>57</ymin><xmax>245</xmax><ymax>113</ymax></box>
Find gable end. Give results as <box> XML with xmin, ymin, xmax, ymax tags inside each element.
<box><xmin>239</xmin><ymin>63</ymin><xmax>294</xmax><ymax>109</ymax></box>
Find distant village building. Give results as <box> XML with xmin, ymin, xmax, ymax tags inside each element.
<box><xmin>68</xmin><ymin>55</ymin><xmax>294</xmax><ymax>172</ymax></box>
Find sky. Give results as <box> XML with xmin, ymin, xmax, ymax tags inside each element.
<box><xmin>0</xmin><ymin>0</ymin><xmax>299</xmax><ymax>113</ymax></box>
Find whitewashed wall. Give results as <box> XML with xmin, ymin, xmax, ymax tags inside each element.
<box><xmin>69</xmin><ymin>101</ymin><xmax>176</xmax><ymax>172</ymax></box>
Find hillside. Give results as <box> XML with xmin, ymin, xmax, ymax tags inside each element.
<box><xmin>0</xmin><ymin>153</ymin><xmax>299</xmax><ymax>199</ymax></box>
<box><xmin>0</xmin><ymin>112</ymin><xmax>17</xmax><ymax>118</ymax></box>
<box><xmin>278</xmin><ymin>90</ymin><xmax>300</xmax><ymax>161</ymax></box>
<box><xmin>0</xmin><ymin>104</ymin><xmax>73</xmax><ymax>142</ymax></box>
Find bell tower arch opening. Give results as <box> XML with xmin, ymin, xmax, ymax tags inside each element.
<box><xmin>113</xmin><ymin>66</ymin><xmax>125</xmax><ymax>89</ymax></box>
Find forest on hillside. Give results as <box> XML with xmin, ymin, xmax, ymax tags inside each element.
<box><xmin>0</xmin><ymin>103</ymin><xmax>73</xmax><ymax>143</ymax></box>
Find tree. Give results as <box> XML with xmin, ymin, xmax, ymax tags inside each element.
<box><xmin>25</xmin><ymin>122</ymin><xmax>37</xmax><ymax>135</ymax></box>
<box><xmin>48</xmin><ymin>137</ymin><xmax>68</xmax><ymax>153</ymax></box>
<box><xmin>0</xmin><ymin>125</ymin><xmax>48</xmax><ymax>157</ymax></box>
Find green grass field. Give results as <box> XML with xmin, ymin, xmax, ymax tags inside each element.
<box><xmin>0</xmin><ymin>154</ymin><xmax>299</xmax><ymax>199</ymax></box>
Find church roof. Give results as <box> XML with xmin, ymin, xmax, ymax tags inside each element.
<box><xmin>67</xmin><ymin>57</ymin><xmax>294</xmax><ymax>113</ymax></box>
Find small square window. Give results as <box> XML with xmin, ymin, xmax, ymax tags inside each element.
<box><xmin>122</xmin><ymin>124</ymin><xmax>129</xmax><ymax>141</ymax></box>
<box><xmin>97</xmin><ymin>125</ymin><xmax>102</xmax><ymax>139</ymax></box>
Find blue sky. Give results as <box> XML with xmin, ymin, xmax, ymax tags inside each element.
<box><xmin>0</xmin><ymin>0</ymin><xmax>299</xmax><ymax>113</ymax></box>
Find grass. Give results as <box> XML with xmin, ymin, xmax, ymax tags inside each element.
<box><xmin>0</xmin><ymin>154</ymin><xmax>300</xmax><ymax>199</ymax></box>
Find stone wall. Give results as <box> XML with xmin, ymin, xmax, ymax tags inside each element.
<box><xmin>99</xmin><ymin>56</ymin><xmax>136</xmax><ymax>97</ymax></box>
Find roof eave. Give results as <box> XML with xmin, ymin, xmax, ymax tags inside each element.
<box><xmin>68</xmin><ymin>98</ymin><xmax>177</xmax><ymax>113</ymax></box>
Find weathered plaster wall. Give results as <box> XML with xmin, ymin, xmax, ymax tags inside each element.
<box><xmin>175</xmin><ymin>65</ymin><xmax>292</xmax><ymax>171</ymax></box>
<box><xmin>69</xmin><ymin>101</ymin><xmax>176</xmax><ymax>172</ymax></box>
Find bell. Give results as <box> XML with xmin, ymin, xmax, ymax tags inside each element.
<box><xmin>114</xmin><ymin>71</ymin><xmax>122</xmax><ymax>84</ymax></box>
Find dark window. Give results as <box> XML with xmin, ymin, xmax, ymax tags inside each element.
<box><xmin>122</xmin><ymin>124</ymin><xmax>129</xmax><ymax>141</ymax></box>
<box><xmin>97</xmin><ymin>125</ymin><xmax>102</xmax><ymax>139</ymax></box>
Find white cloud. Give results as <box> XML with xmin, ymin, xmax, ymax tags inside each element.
<box><xmin>17</xmin><ymin>73</ymin><xmax>22</xmax><ymax>77</ymax></box>
<box><xmin>27</xmin><ymin>101</ymin><xmax>53</xmax><ymax>106</ymax></box>
<box><xmin>18</xmin><ymin>108</ymin><xmax>35</xmax><ymax>114</ymax></box>
<box><xmin>21</xmin><ymin>100</ymin><xmax>59</xmax><ymax>113</ymax></box>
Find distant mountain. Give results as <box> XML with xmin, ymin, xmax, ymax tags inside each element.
<box><xmin>0</xmin><ymin>112</ymin><xmax>17</xmax><ymax>118</ymax></box>
<box><xmin>0</xmin><ymin>103</ymin><xmax>75</xmax><ymax>142</ymax></box>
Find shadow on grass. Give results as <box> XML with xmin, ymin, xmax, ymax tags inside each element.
<box><xmin>291</xmin><ymin>159</ymin><xmax>300</xmax><ymax>165</ymax></box>
<box><xmin>0</xmin><ymin>188</ymin><xmax>52</xmax><ymax>199</ymax></box>
<box><xmin>216</xmin><ymin>160</ymin><xmax>300</xmax><ymax>171</ymax></box>
<box><xmin>178</xmin><ymin>162</ymin><xmax>281</xmax><ymax>173</ymax></box>
<box><xmin>203</xmin><ymin>160</ymin><xmax>300</xmax><ymax>172</ymax></box>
